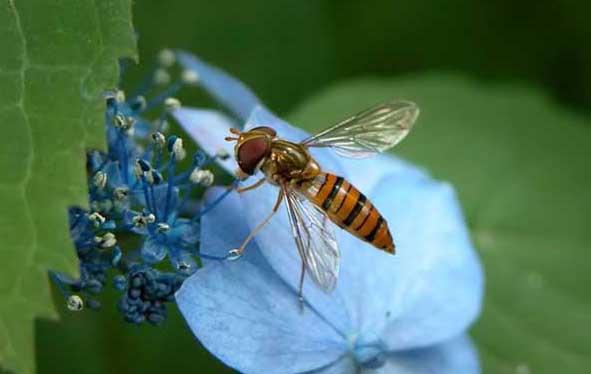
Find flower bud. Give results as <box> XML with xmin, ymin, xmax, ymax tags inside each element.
<box><xmin>93</xmin><ymin>171</ymin><xmax>108</xmax><ymax>189</ymax></box>
<box><xmin>181</xmin><ymin>69</ymin><xmax>199</xmax><ymax>85</ymax></box>
<box><xmin>158</xmin><ymin>49</ymin><xmax>176</xmax><ymax>67</ymax></box>
<box><xmin>67</xmin><ymin>295</ymin><xmax>84</xmax><ymax>311</ymax></box>
<box><xmin>190</xmin><ymin>169</ymin><xmax>214</xmax><ymax>186</ymax></box>
<box><xmin>164</xmin><ymin>97</ymin><xmax>181</xmax><ymax>111</ymax></box>
<box><xmin>153</xmin><ymin>68</ymin><xmax>171</xmax><ymax>86</ymax></box>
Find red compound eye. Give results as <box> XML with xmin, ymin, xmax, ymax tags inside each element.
<box><xmin>250</xmin><ymin>126</ymin><xmax>277</xmax><ymax>137</ymax></box>
<box><xmin>237</xmin><ymin>137</ymin><xmax>270</xmax><ymax>175</ymax></box>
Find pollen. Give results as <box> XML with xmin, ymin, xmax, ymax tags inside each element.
<box><xmin>190</xmin><ymin>168</ymin><xmax>215</xmax><ymax>186</ymax></box>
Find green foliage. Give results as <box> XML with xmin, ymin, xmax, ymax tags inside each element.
<box><xmin>0</xmin><ymin>1</ymin><xmax>136</xmax><ymax>373</ymax></box>
<box><xmin>287</xmin><ymin>76</ymin><xmax>591</xmax><ymax>373</ymax></box>
<box><xmin>36</xmin><ymin>287</ymin><xmax>233</xmax><ymax>374</ymax></box>
<box><xmin>129</xmin><ymin>0</ymin><xmax>591</xmax><ymax>114</ymax></box>
<box><xmin>125</xmin><ymin>0</ymin><xmax>337</xmax><ymax>114</ymax></box>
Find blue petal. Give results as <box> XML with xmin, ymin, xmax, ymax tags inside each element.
<box><xmin>104</xmin><ymin>161</ymin><xmax>124</xmax><ymax>188</ymax></box>
<box><xmin>304</xmin><ymin>357</ymin><xmax>356</xmax><ymax>374</ymax></box>
<box><xmin>184</xmin><ymin>155</ymin><xmax>482</xmax><ymax>373</ymax></box>
<box><xmin>199</xmin><ymin>187</ymin><xmax>255</xmax><ymax>264</ymax></box>
<box><xmin>307</xmin><ymin>335</ymin><xmax>479</xmax><ymax>374</ymax></box>
<box><xmin>298</xmin><ymin>335</ymin><xmax>479</xmax><ymax>374</ymax></box>
<box><xmin>171</xmin><ymin>107</ymin><xmax>238</xmax><ymax>174</ymax></box>
<box><xmin>141</xmin><ymin>237</ymin><xmax>167</xmax><ymax>263</ymax></box>
<box><xmin>151</xmin><ymin>184</ymin><xmax>179</xmax><ymax>221</ymax></box>
<box><xmin>175</xmin><ymin>51</ymin><xmax>483</xmax><ymax>365</ymax></box>
<box><xmin>371</xmin><ymin>335</ymin><xmax>480</xmax><ymax>374</ymax></box>
<box><xmin>176</xmin><ymin>249</ymin><xmax>347</xmax><ymax>374</ymax></box>
<box><xmin>360</xmin><ymin>174</ymin><xmax>483</xmax><ymax>349</ymax></box>
<box><xmin>239</xmin><ymin>151</ymin><xmax>482</xmax><ymax>350</ymax></box>
<box><xmin>176</xmin><ymin>51</ymin><xmax>261</xmax><ymax>120</ymax></box>
<box><xmin>169</xmin><ymin>218</ymin><xmax>200</xmax><ymax>246</ymax></box>
<box><xmin>341</xmin><ymin>154</ymin><xmax>427</xmax><ymax>195</ymax></box>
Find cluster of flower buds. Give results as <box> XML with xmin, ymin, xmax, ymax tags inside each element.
<box><xmin>51</xmin><ymin>51</ymin><xmax>231</xmax><ymax>325</ymax></box>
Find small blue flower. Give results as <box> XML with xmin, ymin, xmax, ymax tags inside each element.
<box><xmin>172</xmin><ymin>52</ymin><xmax>484</xmax><ymax>373</ymax></box>
<box><xmin>55</xmin><ymin>55</ymin><xmax>224</xmax><ymax>324</ymax></box>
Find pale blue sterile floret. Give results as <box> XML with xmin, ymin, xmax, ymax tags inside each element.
<box><xmin>172</xmin><ymin>51</ymin><xmax>484</xmax><ymax>373</ymax></box>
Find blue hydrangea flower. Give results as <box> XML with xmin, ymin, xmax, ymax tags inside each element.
<box><xmin>172</xmin><ymin>52</ymin><xmax>484</xmax><ymax>373</ymax></box>
<box><xmin>54</xmin><ymin>56</ymin><xmax>223</xmax><ymax>324</ymax></box>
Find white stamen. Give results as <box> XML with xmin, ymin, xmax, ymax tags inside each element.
<box><xmin>164</xmin><ymin>97</ymin><xmax>181</xmax><ymax>111</ymax></box>
<box><xmin>113</xmin><ymin>187</ymin><xmax>129</xmax><ymax>200</ymax></box>
<box><xmin>181</xmin><ymin>69</ymin><xmax>199</xmax><ymax>85</ymax></box>
<box><xmin>132</xmin><ymin>213</ymin><xmax>156</xmax><ymax>228</ymax></box>
<box><xmin>125</xmin><ymin>116</ymin><xmax>136</xmax><ymax>129</ymax></box>
<box><xmin>133</xmin><ymin>162</ymin><xmax>143</xmax><ymax>179</ymax></box>
<box><xmin>171</xmin><ymin>137</ymin><xmax>186</xmax><ymax>160</ymax></box>
<box><xmin>156</xmin><ymin>223</ymin><xmax>170</xmax><ymax>232</ymax></box>
<box><xmin>190</xmin><ymin>168</ymin><xmax>214</xmax><ymax>186</ymax></box>
<box><xmin>94</xmin><ymin>232</ymin><xmax>117</xmax><ymax>248</ymax></box>
<box><xmin>151</xmin><ymin>132</ymin><xmax>166</xmax><ymax>147</ymax></box>
<box><xmin>67</xmin><ymin>295</ymin><xmax>84</xmax><ymax>311</ymax></box>
<box><xmin>93</xmin><ymin>171</ymin><xmax>108</xmax><ymax>189</ymax></box>
<box><xmin>113</xmin><ymin>114</ymin><xmax>125</xmax><ymax>127</ymax></box>
<box><xmin>88</xmin><ymin>212</ymin><xmax>106</xmax><ymax>227</ymax></box>
<box><xmin>115</xmin><ymin>90</ymin><xmax>126</xmax><ymax>103</ymax></box>
<box><xmin>153</xmin><ymin>68</ymin><xmax>171</xmax><ymax>86</ymax></box>
<box><xmin>158</xmin><ymin>49</ymin><xmax>176</xmax><ymax>67</ymax></box>
<box><xmin>144</xmin><ymin>171</ymin><xmax>155</xmax><ymax>184</ymax></box>
<box><xmin>113</xmin><ymin>114</ymin><xmax>135</xmax><ymax>131</ymax></box>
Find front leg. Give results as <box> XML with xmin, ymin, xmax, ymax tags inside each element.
<box><xmin>227</xmin><ymin>189</ymin><xmax>284</xmax><ymax>260</ymax></box>
<box><xmin>236</xmin><ymin>177</ymin><xmax>266</xmax><ymax>193</ymax></box>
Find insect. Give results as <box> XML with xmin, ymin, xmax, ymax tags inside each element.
<box><xmin>224</xmin><ymin>101</ymin><xmax>419</xmax><ymax>299</ymax></box>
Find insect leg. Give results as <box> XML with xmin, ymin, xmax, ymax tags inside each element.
<box><xmin>298</xmin><ymin>259</ymin><xmax>306</xmax><ymax>308</ymax></box>
<box><xmin>227</xmin><ymin>189</ymin><xmax>284</xmax><ymax>260</ymax></box>
<box><xmin>235</xmin><ymin>177</ymin><xmax>266</xmax><ymax>193</ymax></box>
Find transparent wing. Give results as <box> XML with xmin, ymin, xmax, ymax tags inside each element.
<box><xmin>283</xmin><ymin>186</ymin><xmax>340</xmax><ymax>293</ymax></box>
<box><xmin>302</xmin><ymin>100</ymin><xmax>419</xmax><ymax>158</ymax></box>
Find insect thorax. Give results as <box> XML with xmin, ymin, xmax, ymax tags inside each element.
<box><xmin>262</xmin><ymin>140</ymin><xmax>320</xmax><ymax>184</ymax></box>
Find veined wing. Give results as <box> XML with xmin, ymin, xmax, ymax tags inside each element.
<box><xmin>283</xmin><ymin>186</ymin><xmax>340</xmax><ymax>293</ymax></box>
<box><xmin>302</xmin><ymin>100</ymin><xmax>419</xmax><ymax>158</ymax></box>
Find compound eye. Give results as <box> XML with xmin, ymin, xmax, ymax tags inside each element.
<box><xmin>237</xmin><ymin>137</ymin><xmax>270</xmax><ymax>175</ymax></box>
<box><xmin>250</xmin><ymin>126</ymin><xmax>277</xmax><ymax>137</ymax></box>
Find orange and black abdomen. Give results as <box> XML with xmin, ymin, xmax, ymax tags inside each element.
<box><xmin>303</xmin><ymin>173</ymin><xmax>395</xmax><ymax>253</ymax></box>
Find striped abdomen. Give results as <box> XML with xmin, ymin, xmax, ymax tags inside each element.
<box><xmin>301</xmin><ymin>173</ymin><xmax>395</xmax><ymax>253</ymax></box>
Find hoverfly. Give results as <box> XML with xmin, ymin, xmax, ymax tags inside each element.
<box><xmin>224</xmin><ymin>101</ymin><xmax>419</xmax><ymax>299</ymax></box>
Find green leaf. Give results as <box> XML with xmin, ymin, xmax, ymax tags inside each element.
<box><xmin>287</xmin><ymin>76</ymin><xmax>591</xmax><ymax>373</ymax></box>
<box><xmin>126</xmin><ymin>0</ymin><xmax>337</xmax><ymax>114</ymax></box>
<box><xmin>128</xmin><ymin>0</ymin><xmax>591</xmax><ymax>114</ymax></box>
<box><xmin>0</xmin><ymin>1</ymin><xmax>136</xmax><ymax>373</ymax></box>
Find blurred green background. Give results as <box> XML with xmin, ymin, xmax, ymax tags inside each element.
<box><xmin>35</xmin><ymin>1</ymin><xmax>590</xmax><ymax>373</ymax></box>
